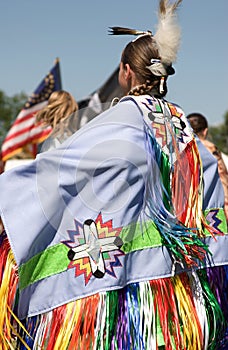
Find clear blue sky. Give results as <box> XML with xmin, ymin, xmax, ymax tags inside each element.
<box><xmin>0</xmin><ymin>0</ymin><xmax>227</xmax><ymax>125</ymax></box>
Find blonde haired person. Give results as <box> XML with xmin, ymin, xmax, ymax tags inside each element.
<box><xmin>36</xmin><ymin>90</ymin><xmax>78</xmax><ymax>151</ymax></box>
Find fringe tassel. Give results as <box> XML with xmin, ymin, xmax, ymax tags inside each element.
<box><xmin>206</xmin><ymin>266</ymin><xmax>228</xmax><ymax>321</ymax></box>
<box><xmin>174</xmin><ymin>138</ymin><xmax>223</xmax><ymax>238</ymax></box>
<box><xmin>1</xmin><ymin>233</ymin><xmax>227</xmax><ymax>349</ymax></box>
<box><xmin>13</xmin><ymin>270</ymin><xmax>227</xmax><ymax>350</ymax></box>
<box><xmin>171</xmin><ymin>273</ymin><xmax>203</xmax><ymax>349</ymax></box>
<box><xmin>144</xmin><ymin>104</ymin><xmax>225</xmax><ymax>269</ymax></box>
<box><xmin>0</xmin><ymin>233</ymin><xmax>31</xmax><ymax>350</ymax></box>
<box><xmin>29</xmin><ymin>294</ymin><xmax>100</xmax><ymax>350</ymax></box>
<box><xmin>145</xmin><ymin>127</ymin><xmax>211</xmax><ymax>267</ymax></box>
<box><xmin>139</xmin><ymin>281</ymin><xmax>156</xmax><ymax>349</ymax></box>
<box><xmin>150</xmin><ymin>277</ymin><xmax>183</xmax><ymax>349</ymax></box>
<box><xmin>205</xmin><ymin>266</ymin><xmax>228</xmax><ymax>349</ymax></box>
<box><xmin>197</xmin><ymin>268</ymin><xmax>227</xmax><ymax>350</ymax></box>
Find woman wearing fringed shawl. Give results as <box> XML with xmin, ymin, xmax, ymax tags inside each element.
<box><xmin>0</xmin><ymin>0</ymin><xmax>227</xmax><ymax>349</ymax></box>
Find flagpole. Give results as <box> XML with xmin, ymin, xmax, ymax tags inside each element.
<box><xmin>54</xmin><ymin>57</ymin><xmax>62</xmax><ymax>90</ymax></box>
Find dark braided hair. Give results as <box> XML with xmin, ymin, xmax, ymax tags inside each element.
<box><xmin>128</xmin><ymin>79</ymin><xmax>161</xmax><ymax>96</ymax></box>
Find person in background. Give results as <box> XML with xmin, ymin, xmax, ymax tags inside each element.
<box><xmin>0</xmin><ymin>1</ymin><xmax>227</xmax><ymax>349</ymax></box>
<box><xmin>187</xmin><ymin>112</ymin><xmax>228</xmax><ymax>222</ymax></box>
<box><xmin>36</xmin><ymin>89</ymin><xmax>78</xmax><ymax>152</ymax></box>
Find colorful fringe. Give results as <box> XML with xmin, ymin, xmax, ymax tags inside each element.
<box><xmin>144</xmin><ymin>126</ymin><xmax>213</xmax><ymax>268</ymax></box>
<box><xmin>205</xmin><ymin>266</ymin><xmax>228</xmax><ymax>349</ymax></box>
<box><xmin>1</xmin><ymin>239</ymin><xmax>227</xmax><ymax>349</ymax></box>
<box><xmin>0</xmin><ymin>233</ymin><xmax>30</xmax><ymax>349</ymax></box>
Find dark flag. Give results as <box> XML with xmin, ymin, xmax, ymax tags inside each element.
<box><xmin>76</xmin><ymin>67</ymin><xmax>123</xmax><ymax>129</ymax></box>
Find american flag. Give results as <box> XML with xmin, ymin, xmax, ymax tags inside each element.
<box><xmin>1</xmin><ymin>58</ymin><xmax>62</xmax><ymax>162</ymax></box>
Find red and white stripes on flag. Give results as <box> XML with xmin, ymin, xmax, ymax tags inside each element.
<box><xmin>1</xmin><ymin>102</ymin><xmax>51</xmax><ymax>161</ymax></box>
<box><xmin>1</xmin><ymin>59</ymin><xmax>62</xmax><ymax>162</ymax></box>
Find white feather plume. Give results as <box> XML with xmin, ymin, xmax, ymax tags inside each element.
<box><xmin>154</xmin><ymin>0</ymin><xmax>182</xmax><ymax>65</ymax></box>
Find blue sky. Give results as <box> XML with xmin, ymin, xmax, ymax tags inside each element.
<box><xmin>0</xmin><ymin>0</ymin><xmax>227</xmax><ymax>125</ymax></box>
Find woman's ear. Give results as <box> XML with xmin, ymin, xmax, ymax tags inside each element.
<box><xmin>118</xmin><ymin>62</ymin><xmax>136</xmax><ymax>93</ymax></box>
<box><xmin>124</xmin><ymin>63</ymin><xmax>131</xmax><ymax>79</ymax></box>
<box><xmin>202</xmin><ymin>128</ymin><xmax>208</xmax><ymax>139</ymax></box>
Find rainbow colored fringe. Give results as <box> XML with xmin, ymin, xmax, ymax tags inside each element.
<box><xmin>0</xmin><ymin>234</ymin><xmax>31</xmax><ymax>349</ymax></box>
<box><xmin>144</xmin><ymin>125</ymin><xmax>219</xmax><ymax>269</ymax></box>
<box><xmin>1</xmin><ymin>234</ymin><xmax>227</xmax><ymax>350</ymax></box>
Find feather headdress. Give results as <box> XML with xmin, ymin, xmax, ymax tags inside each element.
<box><xmin>109</xmin><ymin>0</ymin><xmax>182</xmax><ymax>67</ymax></box>
<box><xmin>108</xmin><ymin>27</ymin><xmax>152</xmax><ymax>36</ymax></box>
<box><xmin>154</xmin><ymin>0</ymin><xmax>182</xmax><ymax>65</ymax></box>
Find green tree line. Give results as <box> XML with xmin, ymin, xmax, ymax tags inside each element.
<box><xmin>0</xmin><ymin>90</ymin><xmax>27</xmax><ymax>146</ymax></box>
<box><xmin>0</xmin><ymin>89</ymin><xmax>227</xmax><ymax>154</ymax></box>
<box><xmin>209</xmin><ymin>111</ymin><xmax>228</xmax><ymax>155</ymax></box>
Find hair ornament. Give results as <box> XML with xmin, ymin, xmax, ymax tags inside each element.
<box><xmin>147</xmin><ymin>59</ymin><xmax>167</xmax><ymax>76</ymax></box>
<box><xmin>159</xmin><ymin>76</ymin><xmax>165</xmax><ymax>94</ymax></box>
<box><xmin>154</xmin><ymin>0</ymin><xmax>182</xmax><ymax>65</ymax></box>
<box><xmin>108</xmin><ymin>27</ymin><xmax>152</xmax><ymax>36</ymax></box>
<box><xmin>109</xmin><ymin>0</ymin><xmax>182</xmax><ymax>80</ymax></box>
<box><xmin>147</xmin><ymin>58</ymin><xmax>175</xmax><ymax>76</ymax></box>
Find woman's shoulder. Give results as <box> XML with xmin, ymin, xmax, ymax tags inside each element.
<box><xmin>201</xmin><ymin>139</ymin><xmax>218</xmax><ymax>154</ymax></box>
<box><xmin>39</xmin><ymin>136</ymin><xmax>61</xmax><ymax>153</ymax></box>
